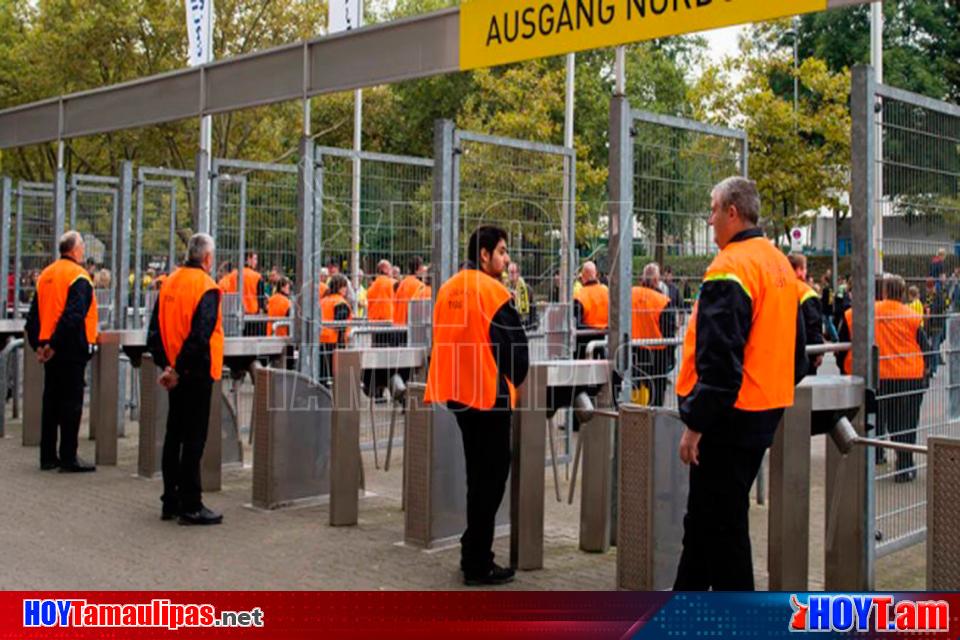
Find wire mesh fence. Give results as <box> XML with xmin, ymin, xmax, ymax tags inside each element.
<box><xmin>870</xmin><ymin>84</ymin><xmax>960</xmax><ymax>556</ymax></box>
<box><xmin>133</xmin><ymin>168</ymin><xmax>197</xmax><ymax>328</ymax></box>
<box><xmin>70</xmin><ymin>174</ymin><xmax>119</xmax><ymax>328</ymax></box>
<box><xmin>628</xmin><ymin>111</ymin><xmax>748</xmax><ymax>410</ymax></box>
<box><xmin>13</xmin><ymin>181</ymin><xmax>55</xmax><ymax>317</ymax></box>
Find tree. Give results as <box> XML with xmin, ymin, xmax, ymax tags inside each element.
<box><xmin>690</xmin><ymin>40</ymin><xmax>851</xmax><ymax>244</ymax></box>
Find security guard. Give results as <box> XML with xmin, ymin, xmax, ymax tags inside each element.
<box><xmin>393</xmin><ymin>256</ymin><xmax>426</xmax><ymax>331</ymax></box>
<box><xmin>221</xmin><ymin>252</ymin><xmax>265</xmax><ymax>336</ymax></box>
<box><xmin>631</xmin><ymin>263</ymin><xmax>677</xmax><ymax>407</ymax></box>
<box><xmin>788</xmin><ymin>253</ymin><xmax>824</xmax><ymax>375</ymax></box>
<box><xmin>425</xmin><ymin>225</ymin><xmax>529</xmax><ymax>586</ymax></box>
<box><xmin>266</xmin><ymin>277</ymin><xmax>292</xmax><ymax>337</ymax></box>
<box><xmin>838</xmin><ymin>275</ymin><xmax>930</xmax><ymax>481</ymax></box>
<box><xmin>367</xmin><ymin>259</ymin><xmax>397</xmax><ymax>347</ymax></box>
<box><xmin>146</xmin><ymin>233</ymin><xmax>224</xmax><ymax>525</ymax></box>
<box><xmin>26</xmin><ymin>231</ymin><xmax>99</xmax><ymax>472</ymax></box>
<box><xmin>674</xmin><ymin>177</ymin><xmax>806</xmax><ymax>591</ymax></box>
<box><xmin>319</xmin><ymin>274</ymin><xmax>351</xmax><ymax>384</ymax></box>
<box><xmin>573</xmin><ymin>260</ymin><xmax>609</xmax><ymax>358</ymax></box>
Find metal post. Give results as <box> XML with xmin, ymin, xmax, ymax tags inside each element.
<box><xmin>68</xmin><ymin>173</ymin><xmax>77</xmax><ymax>229</ymax></box>
<box><xmin>115</xmin><ymin>162</ymin><xmax>133</xmax><ymax>329</ymax></box>
<box><xmin>53</xmin><ymin>165</ymin><xmax>66</xmax><ymax>255</ymax></box>
<box><xmin>871</xmin><ymin>2</ymin><xmax>884</xmax><ymax>273</ymax></box>
<box><xmin>168</xmin><ymin>184</ymin><xmax>178</xmax><ymax>270</ymax></box>
<box><xmin>351</xmin><ymin>90</ymin><xmax>362</xmax><ymax>290</ymax></box>
<box><xmin>614</xmin><ymin>47</ymin><xmax>626</xmax><ymax>96</ymax></box>
<box><xmin>825</xmin><ymin>64</ymin><xmax>876</xmax><ymax>591</ymax></box>
<box><xmin>133</xmin><ymin>170</ymin><xmax>145</xmax><ymax>329</ymax></box>
<box><xmin>195</xmin><ymin>149</ymin><xmax>211</xmax><ymax>234</ymax></box>
<box><xmin>296</xmin><ymin>136</ymin><xmax>316</xmax><ymax>377</ymax></box>
<box><xmin>431</xmin><ymin>120</ymin><xmax>455</xmax><ymax>292</ymax></box>
<box><xmin>607</xmin><ymin>96</ymin><xmax>633</xmax><ymax>403</ymax></box>
<box><xmin>238</xmin><ymin>177</ymin><xmax>247</xmax><ymax>331</ymax></box>
<box><xmin>13</xmin><ymin>187</ymin><xmax>22</xmax><ymax>318</ymax></box>
<box><xmin>0</xmin><ymin>177</ymin><xmax>10</xmax><ymax>318</ymax></box>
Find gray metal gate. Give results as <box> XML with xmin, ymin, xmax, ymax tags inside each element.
<box><xmin>12</xmin><ymin>181</ymin><xmax>55</xmax><ymax>317</ymax></box>
<box><xmin>629</xmin><ymin>110</ymin><xmax>748</xmax><ymax>408</ymax></box>
<box><xmin>210</xmin><ymin>159</ymin><xmax>299</xmax><ymax>335</ymax></box>
<box><xmin>315</xmin><ymin>147</ymin><xmax>433</xmax><ymax>282</ymax></box>
<box><xmin>70</xmin><ymin>174</ymin><xmax>119</xmax><ymax>328</ymax></box>
<box><xmin>133</xmin><ymin>167</ymin><xmax>196</xmax><ymax>328</ymax></box>
<box><xmin>852</xmin><ymin>68</ymin><xmax>960</xmax><ymax>560</ymax></box>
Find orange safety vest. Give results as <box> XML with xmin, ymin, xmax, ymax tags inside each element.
<box><xmin>676</xmin><ymin>236</ymin><xmax>797</xmax><ymax>411</ymax></box>
<box><xmin>393</xmin><ymin>275</ymin><xmax>425</xmax><ymax>327</ymax></box>
<box><xmin>320</xmin><ymin>293</ymin><xmax>351</xmax><ymax>344</ymax></box>
<box><xmin>366</xmin><ymin>275</ymin><xmax>396</xmax><ymax>322</ymax></box>
<box><xmin>424</xmin><ymin>269</ymin><xmax>516</xmax><ymax>410</ymax></box>
<box><xmin>574</xmin><ymin>282</ymin><xmax>610</xmax><ymax>330</ymax></box>
<box><xmin>631</xmin><ymin>286</ymin><xmax>669</xmax><ymax>348</ymax></box>
<box><xmin>318</xmin><ymin>280</ymin><xmax>329</xmax><ymax>300</ymax></box>
<box><xmin>266</xmin><ymin>292</ymin><xmax>292</xmax><ymax>337</ymax></box>
<box><xmin>413</xmin><ymin>285</ymin><xmax>432</xmax><ymax>301</ymax></box>
<box><xmin>797</xmin><ymin>279</ymin><xmax>818</xmax><ymax>306</ymax></box>
<box><xmin>842</xmin><ymin>302</ymin><xmax>924</xmax><ymax>379</ymax></box>
<box><xmin>36</xmin><ymin>258</ymin><xmax>99</xmax><ymax>345</ymax></box>
<box><xmin>219</xmin><ymin>268</ymin><xmax>261</xmax><ymax>314</ymax></box>
<box><xmin>158</xmin><ymin>266</ymin><xmax>224</xmax><ymax>380</ymax></box>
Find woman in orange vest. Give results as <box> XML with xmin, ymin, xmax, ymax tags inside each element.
<box><xmin>25</xmin><ymin>230</ymin><xmax>99</xmax><ymax>473</ymax></box>
<box><xmin>318</xmin><ymin>274</ymin><xmax>352</xmax><ymax>384</ymax></box>
<box><xmin>674</xmin><ymin>177</ymin><xmax>806</xmax><ymax>591</ymax></box>
<box><xmin>424</xmin><ymin>225</ymin><xmax>529</xmax><ymax>586</ymax></box>
<box><xmin>146</xmin><ymin>232</ymin><xmax>225</xmax><ymax>525</ymax></box>
<box><xmin>631</xmin><ymin>263</ymin><xmax>677</xmax><ymax>408</ymax></box>
<box><xmin>266</xmin><ymin>277</ymin><xmax>292</xmax><ymax>338</ymax></box>
<box><xmin>838</xmin><ymin>275</ymin><xmax>930</xmax><ymax>482</ymax></box>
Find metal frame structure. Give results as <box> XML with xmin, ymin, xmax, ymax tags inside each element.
<box><xmin>69</xmin><ymin>173</ymin><xmax>120</xmax><ymax>328</ymax></box>
<box><xmin>11</xmin><ymin>181</ymin><xmax>55</xmax><ymax>318</ymax></box>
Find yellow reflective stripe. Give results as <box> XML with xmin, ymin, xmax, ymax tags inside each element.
<box><xmin>70</xmin><ymin>272</ymin><xmax>93</xmax><ymax>286</ymax></box>
<box><xmin>703</xmin><ymin>272</ymin><xmax>752</xmax><ymax>300</ymax></box>
<box><xmin>800</xmin><ymin>288</ymin><xmax>818</xmax><ymax>305</ymax></box>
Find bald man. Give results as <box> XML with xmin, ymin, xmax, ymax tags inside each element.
<box><xmin>573</xmin><ymin>261</ymin><xmax>609</xmax><ymax>358</ymax></box>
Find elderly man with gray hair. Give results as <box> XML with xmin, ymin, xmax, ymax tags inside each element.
<box><xmin>673</xmin><ymin>177</ymin><xmax>807</xmax><ymax>590</ymax></box>
<box><xmin>26</xmin><ymin>230</ymin><xmax>99</xmax><ymax>472</ymax></box>
<box><xmin>147</xmin><ymin>233</ymin><xmax>224</xmax><ymax>526</ymax></box>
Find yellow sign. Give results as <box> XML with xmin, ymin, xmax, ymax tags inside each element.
<box><xmin>460</xmin><ymin>0</ymin><xmax>829</xmax><ymax>70</ymax></box>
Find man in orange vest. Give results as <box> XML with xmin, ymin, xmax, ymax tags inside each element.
<box><xmin>788</xmin><ymin>253</ymin><xmax>824</xmax><ymax>375</ymax></box>
<box><xmin>674</xmin><ymin>177</ymin><xmax>806</xmax><ymax>591</ymax></box>
<box><xmin>266</xmin><ymin>277</ymin><xmax>292</xmax><ymax>338</ymax></box>
<box><xmin>221</xmin><ymin>252</ymin><xmax>265</xmax><ymax>336</ymax></box>
<box><xmin>146</xmin><ymin>233</ymin><xmax>224</xmax><ymax>525</ymax></box>
<box><xmin>26</xmin><ymin>231</ymin><xmax>99</xmax><ymax>472</ymax></box>
<box><xmin>573</xmin><ymin>260</ymin><xmax>609</xmax><ymax>358</ymax></box>
<box><xmin>425</xmin><ymin>225</ymin><xmax>529</xmax><ymax>586</ymax></box>
<box><xmin>367</xmin><ymin>259</ymin><xmax>397</xmax><ymax>347</ymax></box>
<box><xmin>631</xmin><ymin>263</ymin><xmax>677</xmax><ymax>407</ymax></box>
<box><xmin>838</xmin><ymin>275</ymin><xmax>930</xmax><ymax>481</ymax></box>
<box><xmin>318</xmin><ymin>274</ymin><xmax>352</xmax><ymax>384</ymax></box>
<box><xmin>393</xmin><ymin>256</ymin><xmax>426</xmax><ymax>331</ymax></box>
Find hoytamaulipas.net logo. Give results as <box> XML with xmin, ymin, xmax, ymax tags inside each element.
<box><xmin>23</xmin><ymin>598</ymin><xmax>264</xmax><ymax>630</ymax></box>
<box><xmin>789</xmin><ymin>594</ymin><xmax>949</xmax><ymax>633</ymax></box>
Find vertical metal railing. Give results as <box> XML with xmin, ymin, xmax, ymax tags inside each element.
<box><xmin>13</xmin><ymin>181</ymin><xmax>55</xmax><ymax>317</ymax></box>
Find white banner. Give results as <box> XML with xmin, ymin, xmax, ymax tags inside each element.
<box><xmin>185</xmin><ymin>0</ymin><xmax>213</xmax><ymax>67</ymax></box>
<box><xmin>328</xmin><ymin>0</ymin><xmax>361</xmax><ymax>34</ymax></box>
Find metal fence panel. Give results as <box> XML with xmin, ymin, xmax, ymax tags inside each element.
<box><xmin>869</xmin><ymin>83</ymin><xmax>960</xmax><ymax>557</ymax></box>
<box><xmin>13</xmin><ymin>181</ymin><xmax>55</xmax><ymax>317</ymax></box>
<box><xmin>628</xmin><ymin>110</ymin><xmax>748</xmax><ymax>410</ymax></box>
<box><xmin>69</xmin><ymin>174</ymin><xmax>119</xmax><ymax>328</ymax></box>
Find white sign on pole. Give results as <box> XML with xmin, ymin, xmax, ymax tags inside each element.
<box><xmin>329</xmin><ymin>0</ymin><xmax>362</xmax><ymax>34</ymax></box>
<box><xmin>185</xmin><ymin>0</ymin><xmax>214</xmax><ymax>67</ymax></box>
<box><xmin>790</xmin><ymin>228</ymin><xmax>804</xmax><ymax>253</ymax></box>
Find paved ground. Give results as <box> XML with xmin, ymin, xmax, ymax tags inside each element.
<box><xmin>0</xmin><ymin>358</ymin><xmax>926</xmax><ymax>590</ymax></box>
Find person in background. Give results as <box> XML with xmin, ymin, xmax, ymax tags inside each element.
<box><xmin>788</xmin><ymin>253</ymin><xmax>823</xmax><ymax>376</ymax></box>
<box><xmin>393</xmin><ymin>256</ymin><xmax>427</xmax><ymax>333</ymax></box>
<box><xmin>267</xmin><ymin>277</ymin><xmax>292</xmax><ymax>338</ymax></box>
<box><xmin>821</xmin><ymin>271</ymin><xmax>836</xmax><ymax>341</ymax></box>
<box><xmin>355</xmin><ymin>268</ymin><xmax>367</xmax><ymax>318</ymax></box>
<box><xmin>925</xmin><ymin>277</ymin><xmax>947</xmax><ymax>372</ymax></box>
<box><xmin>318</xmin><ymin>274</ymin><xmax>351</xmax><ymax>384</ymax></box>
<box><xmin>216</xmin><ymin>261</ymin><xmax>233</xmax><ymax>289</ymax></box>
<box><xmin>907</xmin><ymin>285</ymin><xmax>924</xmax><ymax>322</ymax></box>
<box><xmin>221</xmin><ymin>252</ymin><xmax>266</xmax><ymax>336</ymax></box>
<box><xmin>268</xmin><ymin>265</ymin><xmax>283</xmax><ymax>296</ymax></box>
<box><xmin>367</xmin><ymin>260</ymin><xmax>397</xmax><ymax>347</ymax></box>
<box><xmin>504</xmin><ymin>262</ymin><xmax>531</xmax><ymax>326</ymax></box>
<box><xmin>573</xmin><ymin>261</ymin><xmax>608</xmax><ymax>359</ymax></box>
<box><xmin>662</xmin><ymin>265</ymin><xmax>684</xmax><ymax>311</ymax></box>
<box><xmin>631</xmin><ymin>263</ymin><xmax>677</xmax><ymax>407</ymax></box>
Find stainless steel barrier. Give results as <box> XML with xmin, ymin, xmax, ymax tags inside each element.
<box><xmin>0</xmin><ymin>336</ymin><xmax>23</xmax><ymax>437</ymax></box>
<box><xmin>403</xmin><ymin>383</ymin><xmax>510</xmax><ymax>549</ymax></box>
<box><xmin>616</xmin><ymin>405</ymin><xmax>687</xmax><ymax>591</ymax></box>
<box><xmin>251</xmin><ymin>364</ymin><xmax>333</xmax><ymax>509</ymax></box>
<box><xmin>21</xmin><ymin>333</ymin><xmax>42</xmax><ymax>447</ymax></box>
<box><xmin>330</xmin><ymin>347</ymin><xmax>425</xmax><ymax>527</ymax></box>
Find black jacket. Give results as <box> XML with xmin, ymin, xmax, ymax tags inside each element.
<box><xmin>800</xmin><ymin>288</ymin><xmax>824</xmax><ymax>375</ymax></box>
<box><xmin>678</xmin><ymin>228</ymin><xmax>808</xmax><ymax>447</ymax></box>
<box><xmin>25</xmin><ymin>259</ymin><xmax>95</xmax><ymax>363</ymax></box>
<box><xmin>147</xmin><ymin>263</ymin><xmax>221</xmax><ymax>383</ymax></box>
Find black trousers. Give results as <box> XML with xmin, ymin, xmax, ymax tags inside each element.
<box><xmin>161</xmin><ymin>377</ymin><xmax>213</xmax><ymax>513</ymax></box>
<box><xmin>878</xmin><ymin>378</ymin><xmax>926</xmax><ymax>475</ymax></box>
<box><xmin>455</xmin><ymin>407</ymin><xmax>512</xmax><ymax>575</ymax></box>
<box><xmin>674</xmin><ymin>436</ymin><xmax>767</xmax><ymax>591</ymax></box>
<box><xmin>40</xmin><ymin>359</ymin><xmax>87</xmax><ymax>465</ymax></box>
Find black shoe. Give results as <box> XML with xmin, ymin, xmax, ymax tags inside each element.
<box><xmin>178</xmin><ymin>506</ymin><xmax>223</xmax><ymax>526</ymax></box>
<box><xmin>893</xmin><ymin>469</ymin><xmax>917</xmax><ymax>483</ymax></box>
<box><xmin>463</xmin><ymin>564</ymin><xmax>515</xmax><ymax>586</ymax></box>
<box><xmin>40</xmin><ymin>459</ymin><xmax>60</xmax><ymax>471</ymax></box>
<box><xmin>59</xmin><ymin>458</ymin><xmax>95</xmax><ymax>473</ymax></box>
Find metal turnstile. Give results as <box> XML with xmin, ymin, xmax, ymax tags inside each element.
<box><xmin>616</xmin><ymin>405</ymin><xmax>687</xmax><ymax>591</ymax></box>
<box><xmin>330</xmin><ymin>347</ymin><xmax>425</xmax><ymax>527</ymax></box>
<box><xmin>21</xmin><ymin>329</ymin><xmax>43</xmax><ymax>447</ymax></box>
<box><xmin>91</xmin><ymin>330</ymin><xmax>146</xmax><ymax>464</ymax></box>
<box><xmin>403</xmin><ymin>383</ymin><xmax>510</xmax><ymax>549</ymax></box>
<box><xmin>250</xmin><ymin>364</ymin><xmax>333</xmax><ymax>509</ymax></box>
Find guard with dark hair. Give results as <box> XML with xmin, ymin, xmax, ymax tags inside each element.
<box><xmin>425</xmin><ymin>225</ymin><xmax>529</xmax><ymax>586</ymax></box>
